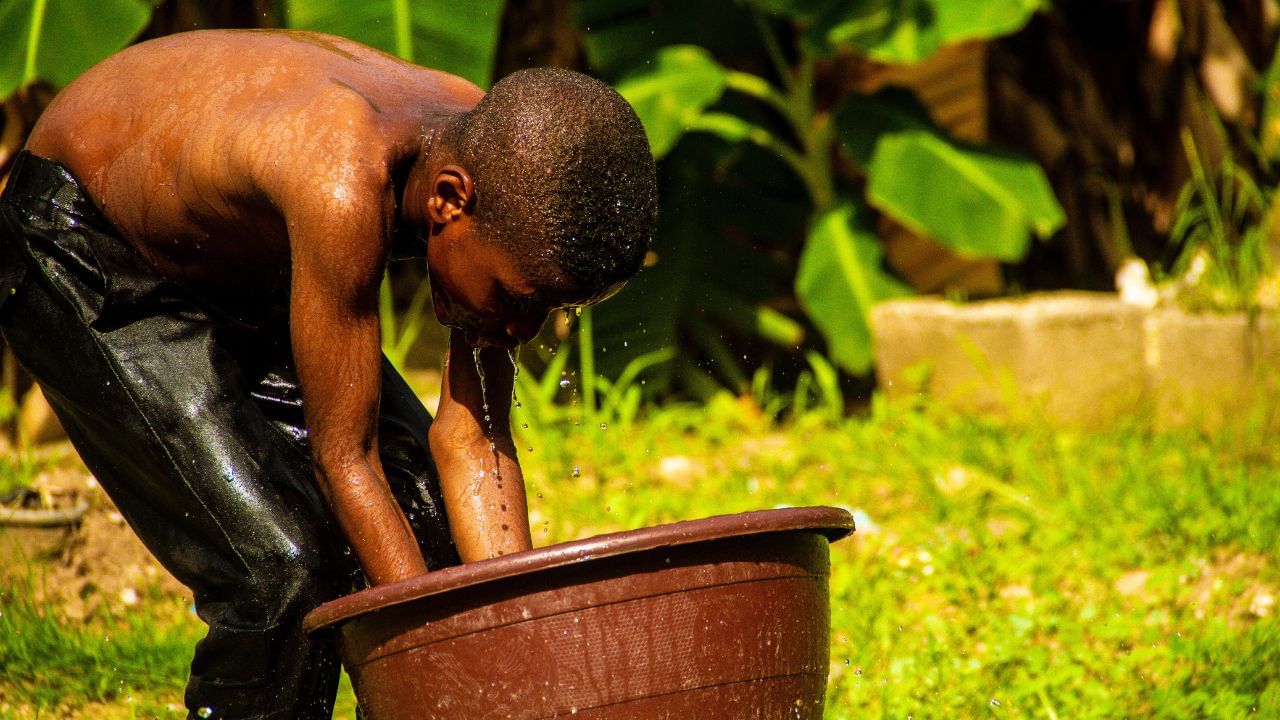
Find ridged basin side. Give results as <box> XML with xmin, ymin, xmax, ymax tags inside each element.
<box><xmin>306</xmin><ymin>507</ymin><xmax>854</xmax><ymax>720</ymax></box>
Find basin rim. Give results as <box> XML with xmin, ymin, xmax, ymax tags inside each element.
<box><xmin>304</xmin><ymin>505</ymin><xmax>853</xmax><ymax>634</ymax></box>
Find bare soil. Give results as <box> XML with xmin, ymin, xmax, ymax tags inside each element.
<box><xmin>0</xmin><ymin>445</ymin><xmax>190</xmax><ymax>620</ymax></box>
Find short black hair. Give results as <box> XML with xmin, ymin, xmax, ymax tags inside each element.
<box><xmin>444</xmin><ymin>67</ymin><xmax>657</xmax><ymax>300</ymax></box>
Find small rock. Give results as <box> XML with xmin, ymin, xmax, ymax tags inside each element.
<box><xmin>1250</xmin><ymin>590</ymin><xmax>1275</xmax><ymax>618</ymax></box>
<box><xmin>1115</xmin><ymin>570</ymin><xmax>1151</xmax><ymax>597</ymax></box>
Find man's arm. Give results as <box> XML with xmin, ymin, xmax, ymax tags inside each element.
<box><xmin>288</xmin><ymin>192</ymin><xmax>428</xmax><ymax>586</ymax></box>
<box><xmin>429</xmin><ymin>331</ymin><xmax>533</xmax><ymax>561</ymax></box>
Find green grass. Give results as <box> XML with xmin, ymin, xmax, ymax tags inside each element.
<box><xmin>516</xmin><ymin>393</ymin><xmax>1280</xmax><ymax>719</ymax></box>
<box><xmin>3</xmin><ymin>394</ymin><xmax>1279</xmax><ymax>718</ymax></box>
<box><xmin>0</xmin><ymin>584</ymin><xmax>200</xmax><ymax>717</ymax></box>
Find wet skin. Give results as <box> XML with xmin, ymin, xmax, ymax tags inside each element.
<box><xmin>25</xmin><ymin>29</ymin><xmax>588</xmax><ymax>585</ymax></box>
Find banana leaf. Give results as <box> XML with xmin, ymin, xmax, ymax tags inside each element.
<box><xmin>284</xmin><ymin>0</ymin><xmax>504</xmax><ymax>86</ymax></box>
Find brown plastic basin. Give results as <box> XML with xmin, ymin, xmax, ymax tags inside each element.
<box><xmin>304</xmin><ymin>506</ymin><xmax>854</xmax><ymax>720</ymax></box>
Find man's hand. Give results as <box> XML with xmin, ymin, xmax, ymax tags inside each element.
<box><xmin>429</xmin><ymin>331</ymin><xmax>533</xmax><ymax>561</ymax></box>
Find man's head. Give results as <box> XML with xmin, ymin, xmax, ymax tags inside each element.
<box><xmin>422</xmin><ymin>68</ymin><xmax>657</xmax><ymax>347</ymax></box>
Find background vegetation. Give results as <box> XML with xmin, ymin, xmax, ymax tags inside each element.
<box><xmin>1</xmin><ymin>2</ymin><xmax>1278</xmax><ymax>718</ymax></box>
<box><xmin>3</xmin><ymin>0</ymin><xmax>1276</xmax><ymax>399</ymax></box>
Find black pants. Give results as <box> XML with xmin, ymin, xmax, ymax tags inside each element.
<box><xmin>0</xmin><ymin>151</ymin><xmax>460</xmax><ymax>719</ymax></box>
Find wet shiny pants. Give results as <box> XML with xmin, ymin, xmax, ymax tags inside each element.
<box><xmin>0</xmin><ymin>151</ymin><xmax>460</xmax><ymax>719</ymax></box>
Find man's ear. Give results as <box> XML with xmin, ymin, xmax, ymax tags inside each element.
<box><xmin>427</xmin><ymin>165</ymin><xmax>474</xmax><ymax>225</ymax></box>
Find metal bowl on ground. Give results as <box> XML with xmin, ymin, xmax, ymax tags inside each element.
<box><xmin>304</xmin><ymin>506</ymin><xmax>854</xmax><ymax>720</ymax></box>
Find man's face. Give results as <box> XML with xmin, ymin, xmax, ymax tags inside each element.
<box><xmin>426</xmin><ymin>227</ymin><xmax>580</xmax><ymax>349</ymax></box>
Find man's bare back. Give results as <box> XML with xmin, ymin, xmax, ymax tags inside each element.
<box><xmin>27</xmin><ymin>29</ymin><xmax>482</xmax><ymax>290</ymax></box>
<box><xmin>26</xmin><ymin>29</ymin><xmax>515</xmax><ymax>587</ymax></box>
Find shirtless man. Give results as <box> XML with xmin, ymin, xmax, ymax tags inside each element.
<box><xmin>0</xmin><ymin>30</ymin><xmax>656</xmax><ymax>718</ymax></box>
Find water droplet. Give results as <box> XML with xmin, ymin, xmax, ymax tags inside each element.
<box><xmin>509</xmin><ymin>348</ymin><xmax>522</xmax><ymax>408</ymax></box>
<box><xmin>197</xmin><ymin>708</ymin><xmax>214</xmax><ymax>719</ymax></box>
<box><xmin>990</xmin><ymin>699</ymin><xmax>1001</xmax><ymax>708</ymax></box>
<box><xmin>571</xmin><ymin>466</ymin><xmax>581</xmax><ymax>477</ymax></box>
<box><xmin>521</xmin><ymin>423</ymin><xmax>529</xmax><ymax>429</ymax></box>
<box><xmin>472</xmin><ymin>349</ymin><xmax>492</xmax><ymax>430</ymax></box>
<box><xmin>854</xmin><ymin>667</ymin><xmax>862</xmax><ymax>676</ymax></box>
<box><xmin>599</xmin><ymin>422</ymin><xmax>608</xmax><ymax>430</ymax></box>
<box><xmin>574</xmin><ymin>307</ymin><xmax>583</xmax><ymax>317</ymax></box>
<box><xmin>559</xmin><ymin>377</ymin><xmax>571</xmax><ymax>388</ymax></box>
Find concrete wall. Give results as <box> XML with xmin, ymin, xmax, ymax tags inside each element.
<box><xmin>872</xmin><ymin>291</ymin><xmax>1280</xmax><ymax>428</ymax></box>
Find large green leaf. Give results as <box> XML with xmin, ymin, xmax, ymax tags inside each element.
<box><xmin>0</xmin><ymin>0</ymin><xmax>153</xmax><ymax>98</ymax></box>
<box><xmin>613</xmin><ymin>46</ymin><xmax>729</xmax><ymax>159</ymax></box>
<box><xmin>749</xmin><ymin>0</ymin><xmax>1045</xmax><ymax>64</ymax></box>
<box><xmin>796</xmin><ymin>201</ymin><xmax>910</xmax><ymax>374</ymax></box>
<box><xmin>837</xmin><ymin>90</ymin><xmax>1064</xmax><ymax>260</ymax></box>
<box><xmin>284</xmin><ymin>0</ymin><xmax>504</xmax><ymax>87</ymax></box>
<box><xmin>866</xmin><ymin>132</ymin><xmax>1064</xmax><ymax>259</ymax></box>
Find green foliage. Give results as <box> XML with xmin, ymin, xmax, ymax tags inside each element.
<box><xmin>1260</xmin><ymin>38</ymin><xmax>1280</xmax><ymax>168</ymax></box>
<box><xmin>0</xmin><ymin>0</ymin><xmax>506</xmax><ymax>99</ymax></box>
<box><xmin>584</xmin><ymin>134</ymin><xmax>805</xmax><ymax>397</ymax></box>
<box><xmin>511</xmin><ymin>333</ymin><xmax>673</xmax><ymax>479</ymax></box>
<box><xmin>797</xmin><ymin>202</ymin><xmax>911</xmax><ymax>372</ymax></box>
<box><xmin>585</xmin><ymin>2</ymin><xmax>1062</xmax><ymax>378</ymax></box>
<box><xmin>838</xmin><ymin>90</ymin><xmax>1064</xmax><ymax>261</ymax></box>
<box><xmin>0</xmin><ymin>0</ymin><xmax>153</xmax><ymax>98</ymax></box>
<box><xmin>283</xmin><ymin>0</ymin><xmax>505</xmax><ymax>86</ymax></box>
<box><xmin>524</xmin><ymin>396</ymin><xmax>1280</xmax><ymax>719</ymax></box>
<box><xmin>754</xmin><ymin>0</ymin><xmax>1047</xmax><ymax>64</ymax></box>
<box><xmin>614</xmin><ymin>45</ymin><xmax>728</xmax><ymax>159</ymax></box>
<box><xmin>1171</xmin><ymin>130</ymin><xmax>1272</xmax><ymax>313</ymax></box>
<box><xmin>0</xmin><ymin>386</ymin><xmax>15</xmax><ymax>424</ymax></box>
<box><xmin>0</xmin><ymin>450</ymin><xmax>56</xmax><ymax>499</ymax></box>
<box><xmin>379</xmin><ymin>271</ymin><xmax>433</xmax><ymax>372</ymax></box>
<box><xmin>0</xmin><ymin>583</ymin><xmax>200</xmax><ymax>709</ymax></box>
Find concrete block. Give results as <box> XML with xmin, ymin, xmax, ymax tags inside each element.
<box><xmin>875</xmin><ymin>292</ymin><xmax>1280</xmax><ymax>428</ymax></box>
<box><xmin>1146</xmin><ymin>310</ymin><xmax>1280</xmax><ymax>429</ymax></box>
<box><xmin>873</xmin><ymin>292</ymin><xmax>1149</xmax><ymax>424</ymax></box>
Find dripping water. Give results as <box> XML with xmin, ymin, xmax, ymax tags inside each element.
<box><xmin>472</xmin><ymin>347</ymin><xmax>492</xmax><ymax>431</ymax></box>
<box><xmin>471</xmin><ymin>347</ymin><xmax>502</xmax><ymax>493</ymax></box>
<box><xmin>509</xmin><ymin>347</ymin><xmax>522</xmax><ymax>409</ymax></box>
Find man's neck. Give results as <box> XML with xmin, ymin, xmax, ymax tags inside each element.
<box><xmin>399</xmin><ymin>117</ymin><xmax>454</xmax><ymax>231</ymax></box>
